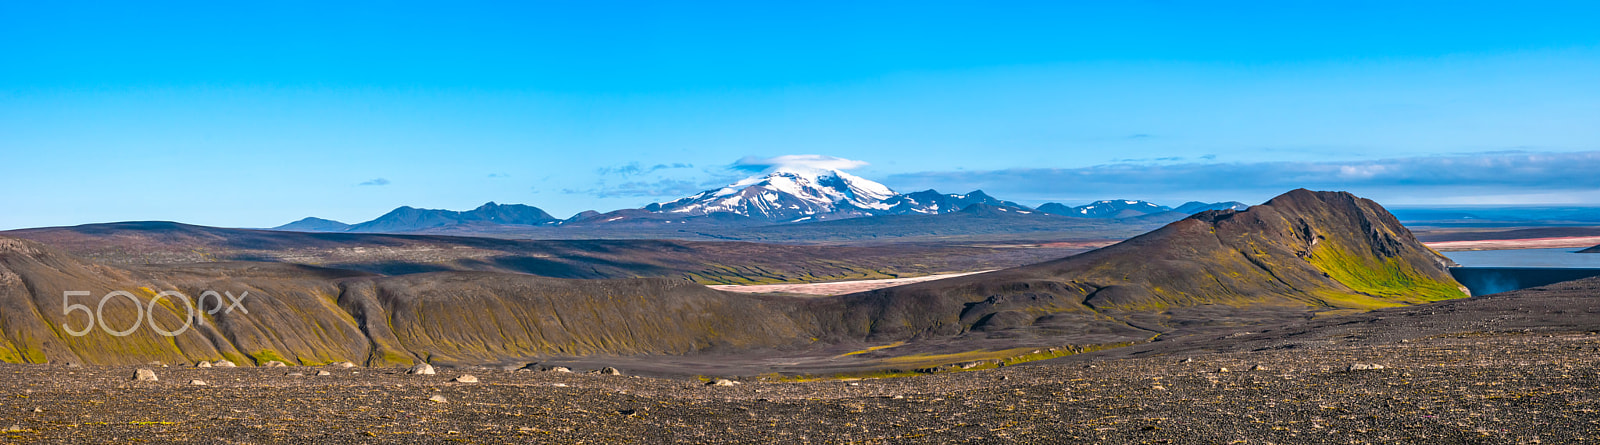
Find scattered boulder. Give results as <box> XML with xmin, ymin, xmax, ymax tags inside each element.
<box><xmin>551</xmin><ymin>383</ymin><xmax>569</xmax><ymax>387</ymax></box>
<box><xmin>597</xmin><ymin>367</ymin><xmax>623</xmax><ymax>376</ymax></box>
<box><xmin>427</xmin><ymin>395</ymin><xmax>448</xmax><ymax>403</ymax></box>
<box><xmin>195</xmin><ymin>361</ymin><xmax>212</xmax><ymax>368</ymax></box>
<box><xmin>546</xmin><ymin>366</ymin><xmax>572</xmax><ymax>373</ymax></box>
<box><xmin>707</xmin><ymin>378</ymin><xmax>739</xmax><ymax>387</ymax></box>
<box><xmin>1217</xmin><ymin>367</ymin><xmax>1230</xmax><ymax>373</ymax></box>
<box><xmin>331</xmin><ymin>361</ymin><xmax>356</xmax><ymax>369</ymax></box>
<box><xmin>212</xmin><ymin>360</ymin><xmax>237</xmax><ymax>368</ymax></box>
<box><xmin>407</xmin><ymin>363</ymin><xmax>436</xmax><ymax>375</ymax></box>
<box><xmin>1347</xmin><ymin>364</ymin><xmax>1386</xmax><ymax>371</ymax></box>
<box><xmin>133</xmin><ymin>369</ymin><xmax>158</xmax><ymax>382</ymax></box>
<box><xmin>1249</xmin><ymin>365</ymin><xmax>1266</xmax><ymax>372</ymax></box>
<box><xmin>190</xmin><ymin>379</ymin><xmax>207</xmax><ymax>386</ymax></box>
<box><xmin>285</xmin><ymin>372</ymin><xmax>304</xmax><ymax>377</ymax></box>
<box><xmin>316</xmin><ymin>370</ymin><xmax>332</xmax><ymax>376</ymax></box>
<box><xmin>263</xmin><ymin>361</ymin><xmax>287</xmax><ymax>368</ymax></box>
<box><xmin>1179</xmin><ymin>358</ymin><xmax>1194</xmax><ymax>363</ymax></box>
<box><xmin>453</xmin><ymin>375</ymin><xmax>479</xmax><ymax>383</ymax></box>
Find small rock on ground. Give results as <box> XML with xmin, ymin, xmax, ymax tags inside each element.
<box><xmin>132</xmin><ymin>369</ymin><xmax>158</xmax><ymax>382</ymax></box>
<box><xmin>452</xmin><ymin>375</ymin><xmax>479</xmax><ymax>383</ymax></box>
<box><xmin>407</xmin><ymin>363</ymin><xmax>436</xmax><ymax>375</ymax></box>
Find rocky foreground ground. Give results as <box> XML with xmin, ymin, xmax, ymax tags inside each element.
<box><xmin>7</xmin><ymin>274</ymin><xmax>1600</xmax><ymax>444</ymax></box>
<box><xmin>0</xmin><ymin>331</ymin><xmax>1595</xmax><ymax>444</ymax></box>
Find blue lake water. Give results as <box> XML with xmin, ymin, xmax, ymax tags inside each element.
<box><xmin>1442</xmin><ymin>248</ymin><xmax>1600</xmax><ymax>268</ymax></box>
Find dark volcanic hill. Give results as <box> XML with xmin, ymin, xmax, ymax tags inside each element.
<box><xmin>807</xmin><ymin>189</ymin><xmax>1466</xmax><ymax>344</ymax></box>
<box><xmin>0</xmin><ymin>190</ymin><xmax>1467</xmax><ymax>369</ymax></box>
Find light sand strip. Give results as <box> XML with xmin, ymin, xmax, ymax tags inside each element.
<box><xmin>709</xmin><ymin>270</ymin><xmax>995</xmax><ymax>297</ymax></box>
<box><xmin>1425</xmin><ymin>236</ymin><xmax>1600</xmax><ymax>252</ymax></box>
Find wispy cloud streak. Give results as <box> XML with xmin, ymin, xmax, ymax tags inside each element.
<box><xmin>886</xmin><ymin>151</ymin><xmax>1600</xmax><ymax>200</ymax></box>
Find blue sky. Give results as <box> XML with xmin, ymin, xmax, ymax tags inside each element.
<box><xmin>2</xmin><ymin>1</ymin><xmax>1598</xmax><ymax>229</ymax></box>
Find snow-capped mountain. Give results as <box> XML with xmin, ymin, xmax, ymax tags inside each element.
<box><xmin>1036</xmin><ymin>200</ymin><xmax>1171</xmax><ymax>218</ymax></box>
<box><xmin>1075</xmin><ymin>200</ymin><xmax>1172</xmax><ymax>218</ymax></box>
<box><xmin>634</xmin><ymin>169</ymin><xmax>1031</xmax><ymax>223</ymax></box>
<box><xmin>1036</xmin><ymin>200</ymin><xmax>1249</xmax><ymax>219</ymax></box>
<box><xmin>880</xmin><ymin>190</ymin><xmax>1030</xmax><ymax>215</ymax></box>
<box><xmin>650</xmin><ymin>169</ymin><xmax>897</xmax><ymax>222</ymax></box>
<box><xmin>1173</xmin><ymin>201</ymin><xmax>1250</xmax><ymax>214</ymax></box>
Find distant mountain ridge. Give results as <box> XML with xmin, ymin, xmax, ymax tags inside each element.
<box><xmin>630</xmin><ymin>169</ymin><xmax>1031</xmax><ymax>224</ymax></box>
<box><xmin>275</xmin><ymin>217</ymin><xmax>351</xmax><ymax>232</ymax></box>
<box><xmin>340</xmin><ymin>202</ymin><xmax>557</xmax><ymax>233</ymax></box>
<box><xmin>272</xmin><ymin>169</ymin><xmax>1244</xmax><ymax>234</ymax></box>
<box><xmin>1036</xmin><ymin>199</ymin><xmax>1248</xmax><ymax>219</ymax></box>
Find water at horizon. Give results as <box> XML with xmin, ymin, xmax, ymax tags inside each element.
<box><xmin>1442</xmin><ymin>247</ymin><xmax>1600</xmax><ymax>269</ymax></box>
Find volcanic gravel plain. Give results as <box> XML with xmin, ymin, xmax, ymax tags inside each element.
<box><xmin>4</xmin><ymin>278</ymin><xmax>1599</xmax><ymax>444</ymax></box>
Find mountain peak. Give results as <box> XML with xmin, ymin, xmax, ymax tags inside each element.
<box><xmin>305</xmin><ymin>203</ymin><xmax>560</xmax><ymax>233</ymax></box>
<box><xmin>1035</xmin><ymin>199</ymin><xmax>1172</xmax><ymax>218</ymax></box>
<box><xmin>653</xmin><ymin>169</ymin><xmax>898</xmax><ymax>221</ymax></box>
<box><xmin>272</xmin><ymin>217</ymin><xmax>352</xmax><ymax>232</ymax></box>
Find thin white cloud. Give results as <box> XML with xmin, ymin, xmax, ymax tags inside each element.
<box><xmin>597</xmin><ymin>162</ymin><xmax>695</xmax><ymax>177</ymax></box>
<box><xmin>732</xmin><ymin>155</ymin><xmax>869</xmax><ymax>173</ymax></box>
<box><xmin>885</xmin><ymin>151</ymin><xmax>1600</xmax><ymax>204</ymax></box>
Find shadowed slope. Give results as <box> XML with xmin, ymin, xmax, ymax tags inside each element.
<box><xmin>0</xmin><ymin>237</ymin><xmax>811</xmax><ymax>366</ymax></box>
